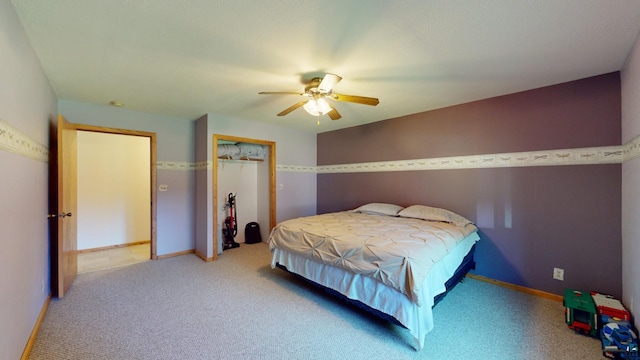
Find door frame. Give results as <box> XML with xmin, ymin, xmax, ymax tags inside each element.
<box><xmin>212</xmin><ymin>134</ymin><xmax>276</xmax><ymax>260</ymax></box>
<box><xmin>75</xmin><ymin>124</ymin><xmax>158</xmax><ymax>260</ymax></box>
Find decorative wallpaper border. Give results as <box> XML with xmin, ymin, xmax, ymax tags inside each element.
<box><xmin>194</xmin><ymin>161</ymin><xmax>210</xmax><ymax>171</ymax></box>
<box><xmin>316</xmin><ymin>145</ymin><xmax>624</xmax><ymax>174</ymax></box>
<box><xmin>624</xmin><ymin>133</ymin><xmax>640</xmax><ymax>161</ymax></box>
<box><xmin>3</xmin><ymin>115</ymin><xmax>640</xmax><ymax>172</ymax></box>
<box><xmin>0</xmin><ymin>119</ymin><xmax>48</xmax><ymax>162</ymax></box>
<box><xmin>276</xmin><ymin>165</ymin><xmax>318</xmax><ymax>173</ymax></box>
<box><xmin>156</xmin><ymin>161</ymin><xmax>196</xmax><ymax>171</ymax></box>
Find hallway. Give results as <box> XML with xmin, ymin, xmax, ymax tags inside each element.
<box><xmin>77</xmin><ymin>243</ymin><xmax>150</xmax><ymax>274</ymax></box>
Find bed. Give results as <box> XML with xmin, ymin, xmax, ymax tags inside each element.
<box><xmin>269</xmin><ymin>203</ymin><xmax>480</xmax><ymax>350</ymax></box>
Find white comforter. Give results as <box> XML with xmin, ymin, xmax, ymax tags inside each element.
<box><xmin>269</xmin><ymin>211</ymin><xmax>478</xmax><ymax>307</ymax></box>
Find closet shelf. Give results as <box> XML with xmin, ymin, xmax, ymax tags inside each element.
<box><xmin>217</xmin><ymin>143</ymin><xmax>266</xmax><ymax>161</ymax></box>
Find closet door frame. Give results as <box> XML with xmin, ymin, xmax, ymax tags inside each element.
<box><xmin>212</xmin><ymin>134</ymin><xmax>276</xmax><ymax>260</ymax></box>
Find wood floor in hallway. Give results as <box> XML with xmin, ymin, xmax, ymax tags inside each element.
<box><xmin>77</xmin><ymin>244</ymin><xmax>150</xmax><ymax>274</ymax></box>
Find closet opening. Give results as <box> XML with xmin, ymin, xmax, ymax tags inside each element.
<box><xmin>212</xmin><ymin>134</ymin><xmax>276</xmax><ymax>259</ymax></box>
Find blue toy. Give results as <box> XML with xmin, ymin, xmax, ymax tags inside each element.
<box><xmin>601</xmin><ymin>321</ymin><xmax>639</xmax><ymax>360</ymax></box>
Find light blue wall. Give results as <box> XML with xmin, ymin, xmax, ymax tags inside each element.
<box><xmin>58</xmin><ymin>100</ymin><xmax>194</xmax><ymax>161</ymax></box>
<box><xmin>0</xmin><ymin>2</ymin><xmax>58</xmax><ymax>359</ymax></box>
<box><xmin>56</xmin><ymin>104</ymin><xmax>320</xmax><ymax>260</ymax></box>
<box><xmin>193</xmin><ymin>114</ymin><xmax>317</xmax><ymax>257</ymax></box>
<box><xmin>207</xmin><ymin>113</ymin><xmax>318</xmax><ymax>222</ymax></box>
<box><xmin>58</xmin><ymin>100</ymin><xmax>196</xmax><ymax>255</ymax></box>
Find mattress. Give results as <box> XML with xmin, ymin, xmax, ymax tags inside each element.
<box><xmin>269</xmin><ymin>210</ymin><xmax>480</xmax><ymax>350</ymax></box>
<box><xmin>269</xmin><ymin>211</ymin><xmax>477</xmax><ymax>307</ymax></box>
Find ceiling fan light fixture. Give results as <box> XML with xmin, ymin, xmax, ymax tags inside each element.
<box><xmin>303</xmin><ymin>98</ymin><xmax>331</xmax><ymax>116</ymax></box>
<box><xmin>259</xmin><ymin>73</ymin><xmax>378</xmax><ymax>121</ymax></box>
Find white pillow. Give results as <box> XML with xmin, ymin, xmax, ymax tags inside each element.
<box><xmin>398</xmin><ymin>205</ymin><xmax>472</xmax><ymax>227</ymax></box>
<box><xmin>352</xmin><ymin>203</ymin><xmax>405</xmax><ymax>216</ymax></box>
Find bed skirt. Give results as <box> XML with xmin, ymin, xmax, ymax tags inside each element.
<box><xmin>271</xmin><ymin>233</ymin><xmax>479</xmax><ymax>350</ymax></box>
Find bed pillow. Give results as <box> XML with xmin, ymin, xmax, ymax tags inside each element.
<box><xmin>397</xmin><ymin>205</ymin><xmax>473</xmax><ymax>227</ymax></box>
<box><xmin>352</xmin><ymin>203</ymin><xmax>404</xmax><ymax>216</ymax></box>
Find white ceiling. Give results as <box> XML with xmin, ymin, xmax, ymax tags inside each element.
<box><xmin>11</xmin><ymin>0</ymin><xmax>640</xmax><ymax>133</ymax></box>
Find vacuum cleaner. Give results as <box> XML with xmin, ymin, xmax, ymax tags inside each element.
<box><xmin>222</xmin><ymin>193</ymin><xmax>240</xmax><ymax>251</ymax></box>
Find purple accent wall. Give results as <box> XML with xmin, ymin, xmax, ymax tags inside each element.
<box><xmin>194</xmin><ymin>115</ymin><xmax>211</xmax><ymax>257</ymax></box>
<box><xmin>319</xmin><ymin>73</ymin><xmax>620</xmax><ymax>164</ymax></box>
<box><xmin>317</xmin><ymin>73</ymin><xmax>622</xmax><ymax>297</ymax></box>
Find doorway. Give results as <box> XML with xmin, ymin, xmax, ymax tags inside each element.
<box><xmin>76</xmin><ymin>131</ymin><xmax>151</xmax><ymax>272</ymax></box>
<box><xmin>74</xmin><ymin>124</ymin><xmax>158</xmax><ymax>262</ymax></box>
<box><xmin>50</xmin><ymin>117</ymin><xmax>157</xmax><ymax>297</ymax></box>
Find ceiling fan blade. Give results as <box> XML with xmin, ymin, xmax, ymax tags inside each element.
<box><xmin>327</xmin><ymin>102</ymin><xmax>342</xmax><ymax>120</ymax></box>
<box><xmin>277</xmin><ymin>100</ymin><xmax>308</xmax><ymax>116</ymax></box>
<box><xmin>259</xmin><ymin>91</ymin><xmax>305</xmax><ymax>96</ymax></box>
<box><xmin>330</xmin><ymin>93</ymin><xmax>379</xmax><ymax>106</ymax></box>
<box><xmin>318</xmin><ymin>73</ymin><xmax>342</xmax><ymax>93</ymax></box>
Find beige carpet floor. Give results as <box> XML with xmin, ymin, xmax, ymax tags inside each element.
<box><xmin>29</xmin><ymin>242</ymin><xmax>603</xmax><ymax>359</ymax></box>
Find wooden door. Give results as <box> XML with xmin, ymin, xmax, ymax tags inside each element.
<box><xmin>50</xmin><ymin>114</ymin><xmax>78</xmax><ymax>298</ymax></box>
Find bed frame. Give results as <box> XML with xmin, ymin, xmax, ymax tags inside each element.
<box><xmin>275</xmin><ymin>244</ymin><xmax>477</xmax><ymax>329</ymax></box>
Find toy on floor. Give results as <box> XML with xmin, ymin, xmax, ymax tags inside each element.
<box><xmin>588</xmin><ymin>291</ymin><xmax>638</xmax><ymax>359</ymax></box>
<box><xmin>601</xmin><ymin>320</ymin><xmax>639</xmax><ymax>359</ymax></box>
<box><xmin>563</xmin><ymin>289</ymin><xmax>638</xmax><ymax>359</ymax></box>
<box><xmin>592</xmin><ymin>292</ymin><xmax>632</xmax><ymax>323</ymax></box>
<box><xmin>564</xmin><ymin>289</ymin><xmax>598</xmax><ymax>337</ymax></box>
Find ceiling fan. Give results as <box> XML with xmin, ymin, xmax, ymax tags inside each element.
<box><xmin>258</xmin><ymin>73</ymin><xmax>379</xmax><ymax>121</ymax></box>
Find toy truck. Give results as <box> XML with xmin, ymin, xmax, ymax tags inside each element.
<box><xmin>564</xmin><ymin>289</ymin><xmax>598</xmax><ymax>337</ymax></box>
<box><xmin>590</xmin><ymin>292</ymin><xmax>638</xmax><ymax>359</ymax></box>
<box><xmin>592</xmin><ymin>292</ymin><xmax>631</xmax><ymax>326</ymax></box>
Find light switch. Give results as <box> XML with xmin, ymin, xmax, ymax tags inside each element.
<box><xmin>159</xmin><ymin>184</ymin><xmax>168</xmax><ymax>192</ymax></box>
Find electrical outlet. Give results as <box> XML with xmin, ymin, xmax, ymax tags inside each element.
<box><xmin>553</xmin><ymin>267</ymin><xmax>564</xmax><ymax>281</ymax></box>
<box><xmin>41</xmin><ymin>279</ymin><xmax>45</xmax><ymax>293</ymax></box>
